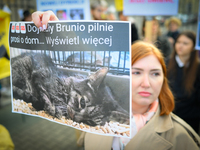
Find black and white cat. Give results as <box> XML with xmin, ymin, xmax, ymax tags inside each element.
<box><xmin>11</xmin><ymin>52</ymin><xmax>129</xmax><ymax>126</ymax></box>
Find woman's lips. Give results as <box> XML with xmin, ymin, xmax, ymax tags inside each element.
<box><xmin>138</xmin><ymin>92</ymin><xmax>151</xmax><ymax>97</ymax></box>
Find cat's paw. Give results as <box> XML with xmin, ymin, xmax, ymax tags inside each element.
<box><xmin>110</xmin><ymin>111</ymin><xmax>129</xmax><ymax>124</ymax></box>
<box><xmin>67</xmin><ymin>106</ymin><xmax>75</xmax><ymax>120</ymax></box>
<box><xmin>44</xmin><ymin>104</ymin><xmax>56</xmax><ymax>116</ymax></box>
<box><xmin>55</xmin><ymin>107</ymin><xmax>62</xmax><ymax>119</ymax></box>
<box><xmin>92</xmin><ymin>115</ymin><xmax>104</xmax><ymax>126</ymax></box>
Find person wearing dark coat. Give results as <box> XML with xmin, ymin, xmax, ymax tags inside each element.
<box><xmin>167</xmin><ymin>31</ymin><xmax>200</xmax><ymax>134</ymax></box>
<box><xmin>165</xmin><ymin>17</ymin><xmax>182</xmax><ymax>46</ymax></box>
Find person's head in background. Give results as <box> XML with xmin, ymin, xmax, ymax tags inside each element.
<box><xmin>90</xmin><ymin>0</ymin><xmax>104</xmax><ymax>20</ymax></box>
<box><xmin>165</xmin><ymin>17</ymin><xmax>181</xmax><ymax>33</ymax></box>
<box><xmin>168</xmin><ymin>31</ymin><xmax>199</xmax><ymax>95</ymax></box>
<box><xmin>106</xmin><ymin>5</ymin><xmax>116</xmax><ymax>20</ymax></box>
<box><xmin>142</xmin><ymin>17</ymin><xmax>161</xmax><ymax>42</ymax></box>
<box><xmin>131</xmin><ymin>41</ymin><xmax>174</xmax><ymax>115</ymax></box>
<box><xmin>151</xmin><ymin>18</ymin><xmax>161</xmax><ymax>37</ymax></box>
<box><xmin>22</xmin><ymin>10</ymin><xmax>32</xmax><ymax>21</ymax></box>
<box><xmin>118</xmin><ymin>11</ymin><xmax>128</xmax><ymax>21</ymax></box>
<box><xmin>175</xmin><ymin>31</ymin><xmax>196</xmax><ymax>60</ymax></box>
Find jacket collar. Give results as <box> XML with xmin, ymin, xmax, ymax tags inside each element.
<box><xmin>125</xmin><ymin>106</ymin><xmax>174</xmax><ymax>150</ymax></box>
<box><xmin>175</xmin><ymin>55</ymin><xmax>189</xmax><ymax>67</ymax></box>
<box><xmin>175</xmin><ymin>55</ymin><xmax>184</xmax><ymax>67</ymax></box>
<box><xmin>153</xmin><ymin>105</ymin><xmax>174</xmax><ymax>133</ymax></box>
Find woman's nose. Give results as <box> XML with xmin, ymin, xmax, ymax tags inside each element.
<box><xmin>177</xmin><ymin>43</ymin><xmax>182</xmax><ymax>48</ymax></box>
<box><xmin>141</xmin><ymin>74</ymin><xmax>150</xmax><ymax>88</ymax></box>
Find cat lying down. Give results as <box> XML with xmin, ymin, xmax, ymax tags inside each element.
<box><xmin>11</xmin><ymin>52</ymin><xmax>129</xmax><ymax>126</ymax></box>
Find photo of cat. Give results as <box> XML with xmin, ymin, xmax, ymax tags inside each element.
<box><xmin>10</xmin><ymin>50</ymin><xmax>130</xmax><ymax>137</ymax></box>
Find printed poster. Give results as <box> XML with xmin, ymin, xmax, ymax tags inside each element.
<box><xmin>9</xmin><ymin>21</ymin><xmax>131</xmax><ymax>137</ymax></box>
<box><xmin>36</xmin><ymin>0</ymin><xmax>90</xmax><ymax>20</ymax></box>
<box><xmin>123</xmin><ymin>0</ymin><xmax>179</xmax><ymax>16</ymax></box>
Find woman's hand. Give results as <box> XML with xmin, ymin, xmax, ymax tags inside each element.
<box><xmin>32</xmin><ymin>10</ymin><xmax>59</xmax><ymax>30</ymax></box>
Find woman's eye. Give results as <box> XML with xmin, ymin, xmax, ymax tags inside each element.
<box><xmin>132</xmin><ymin>72</ymin><xmax>140</xmax><ymax>75</ymax></box>
<box><xmin>152</xmin><ymin>72</ymin><xmax>160</xmax><ymax>76</ymax></box>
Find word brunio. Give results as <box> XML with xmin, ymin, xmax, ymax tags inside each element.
<box><xmin>56</xmin><ymin>23</ymin><xmax>114</xmax><ymax>33</ymax></box>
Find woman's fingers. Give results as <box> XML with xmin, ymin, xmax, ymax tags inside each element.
<box><xmin>32</xmin><ymin>10</ymin><xmax>59</xmax><ymax>30</ymax></box>
<box><xmin>41</xmin><ymin>11</ymin><xmax>59</xmax><ymax>29</ymax></box>
<box><xmin>32</xmin><ymin>11</ymin><xmax>44</xmax><ymax>28</ymax></box>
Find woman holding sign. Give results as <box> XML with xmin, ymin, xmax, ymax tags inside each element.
<box><xmin>32</xmin><ymin>11</ymin><xmax>200</xmax><ymax>150</ymax></box>
<box><xmin>167</xmin><ymin>31</ymin><xmax>200</xmax><ymax>134</ymax></box>
<box><xmin>84</xmin><ymin>41</ymin><xmax>200</xmax><ymax>150</ymax></box>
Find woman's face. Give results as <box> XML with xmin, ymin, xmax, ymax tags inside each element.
<box><xmin>132</xmin><ymin>55</ymin><xmax>164</xmax><ymax>108</ymax></box>
<box><xmin>91</xmin><ymin>6</ymin><xmax>103</xmax><ymax>20</ymax></box>
<box><xmin>169</xmin><ymin>21</ymin><xmax>179</xmax><ymax>32</ymax></box>
<box><xmin>175</xmin><ymin>35</ymin><xmax>193</xmax><ymax>57</ymax></box>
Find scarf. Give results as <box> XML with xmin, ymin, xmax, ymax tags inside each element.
<box><xmin>112</xmin><ymin>100</ymin><xmax>159</xmax><ymax>150</ymax></box>
<box><xmin>133</xmin><ymin>99</ymin><xmax>159</xmax><ymax>132</ymax></box>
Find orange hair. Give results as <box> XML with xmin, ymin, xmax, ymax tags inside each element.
<box><xmin>131</xmin><ymin>41</ymin><xmax>174</xmax><ymax>115</ymax></box>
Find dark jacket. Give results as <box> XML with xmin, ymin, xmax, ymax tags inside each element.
<box><xmin>131</xmin><ymin>23</ymin><xmax>139</xmax><ymax>44</ymax></box>
<box><xmin>167</xmin><ymin>60</ymin><xmax>200</xmax><ymax>121</ymax></box>
<box><xmin>167</xmin><ymin>30</ymin><xmax>180</xmax><ymax>41</ymax></box>
<box><xmin>155</xmin><ymin>35</ymin><xmax>172</xmax><ymax>59</ymax></box>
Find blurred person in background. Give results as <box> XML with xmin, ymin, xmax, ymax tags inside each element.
<box><xmin>22</xmin><ymin>9</ymin><xmax>32</xmax><ymax>21</ymax></box>
<box><xmin>90</xmin><ymin>0</ymin><xmax>116</xmax><ymax>21</ymax></box>
<box><xmin>118</xmin><ymin>11</ymin><xmax>138</xmax><ymax>44</ymax></box>
<box><xmin>165</xmin><ymin>17</ymin><xmax>182</xmax><ymax>46</ymax></box>
<box><xmin>90</xmin><ymin>0</ymin><xmax>105</xmax><ymax>20</ymax></box>
<box><xmin>106</xmin><ymin>5</ymin><xmax>116</xmax><ymax>21</ymax></box>
<box><xmin>142</xmin><ymin>17</ymin><xmax>172</xmax><ymax>59</ymax></box>
<box><xmin>167</xmin><ymin>31</ymin><xmax>200</xmax><ymax>134</ymax></box>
